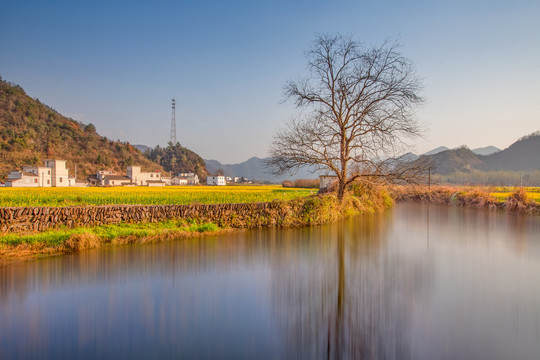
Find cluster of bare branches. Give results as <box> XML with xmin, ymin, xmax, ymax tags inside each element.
<box><xmin>267</xmin><ymin>34</ymin><xmax>426</xmax><ymax>200</ymax></box>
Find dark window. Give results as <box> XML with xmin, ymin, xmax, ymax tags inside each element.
<box><xmin>59</xmin><ymin>177</ymin><xmax>63</xmax><ymax>182</ymax></box>
<box><xmin>34</xmin><ymin>179</ymin><xmax>38</xmax><ymax>183</ymax></box>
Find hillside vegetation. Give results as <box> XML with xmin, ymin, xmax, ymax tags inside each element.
<box><xmin>0</xmin><ymin>78</ymin><xmax>164</xmax><ymax>180</ymax></box>
<box><xmin>144</xmin><ymin>142</ymin><xmax>207</xmax><ymax>180</ymax></box>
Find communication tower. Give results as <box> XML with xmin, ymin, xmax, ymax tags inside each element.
<box><xmin>170</xmin><ymin>98</ymin><xmax>177</xmax><ymax>144</ymax></box>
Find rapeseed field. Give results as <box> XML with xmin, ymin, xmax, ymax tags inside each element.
<box><xmin>490</xmin><ymin>187</ymin><xmax>540</xmax><ymax>203</ymax></box>
<box><xmin>0</xmin><ymin>185</ymin><xmax>314</xmax><ymax>207</ymax></box>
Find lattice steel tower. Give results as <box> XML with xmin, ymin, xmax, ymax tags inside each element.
<box><xmin>170</xmin><ymin>98</ymin><xmax>177</xmax><ymax>144</ymax></box>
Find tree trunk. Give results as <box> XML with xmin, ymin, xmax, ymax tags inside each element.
<box><xmin>337</xmin><ymin>179</ymin><xmax>346</xmax><ymax>202</ymax></box>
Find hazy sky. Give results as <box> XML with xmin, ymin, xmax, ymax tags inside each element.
<box><xmin>1</xmin><ymin>0</ymin><xmax>539</xmax><ymax>163</ymax></box>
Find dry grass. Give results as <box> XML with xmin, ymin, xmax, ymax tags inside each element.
<box><xmin>392</xmin><ymin>185</ymin><xmax>540</xmax><ymax>214</ymax></box>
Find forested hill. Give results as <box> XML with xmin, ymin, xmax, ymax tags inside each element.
<box><xmin>423</xmin><ymin>132</ymin><xmax>540</xmax><ymax>174</ymax></box>
<box><xmin>144</xmin><ymin>143</ymin><xmax>207</xmax><ymax>180</ymax></box>
<box><xmin>0</xmin><ymin>78</ymin><xmax>163</xmax><ymax>180</ymax></box>
<box><xmin>481</xmin><ymin>132</ymin><xmax>540</xmax><ymax>171</ymax></box>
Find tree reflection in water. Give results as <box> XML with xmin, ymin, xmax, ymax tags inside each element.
<box><xmin>272</xmin><ymin>212</ymin><xmax>432</xmax><ymax>359</ymax></box>
<box><xmin>2</xmin><ymin>204</ymin><xmax>540</xmax><ymax>359</ymax></box>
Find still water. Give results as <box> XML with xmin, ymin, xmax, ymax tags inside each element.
<box><xmin>1</xmin><ymin>203</ymin><xmax>539</xmax><ymax>359</ymax></box>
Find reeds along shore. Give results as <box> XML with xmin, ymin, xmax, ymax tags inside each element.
<box><xmin>391</xmin><ymin>185</ymin><xmax>540</xmax><ymax>214</ymax></box>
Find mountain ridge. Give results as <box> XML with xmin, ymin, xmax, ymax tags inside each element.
<box><xmin>204</xmin><ymin>133</ymin><xmax>540</xmax><ymax>183</ymax></box>
<box><xmin>205</xmin><ymin>156</ymin><xmax>320</xmax><ymax>183</ymax></box>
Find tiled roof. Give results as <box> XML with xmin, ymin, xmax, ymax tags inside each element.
<box><xmin>104</xmin><ymin>175</ymin><xmax>131</xmax><ymax>181</ymax></box>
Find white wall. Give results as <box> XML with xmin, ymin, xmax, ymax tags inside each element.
<box><xmin>207</xmin><ymin>176</ymin><xmax>226</xmax><ymax>186</ymax></box>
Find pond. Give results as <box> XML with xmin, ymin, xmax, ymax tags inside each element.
<box><xmin>1</xmin><ymin>203</ymin><xmax>539</xmax><ymax>359</ymax></box>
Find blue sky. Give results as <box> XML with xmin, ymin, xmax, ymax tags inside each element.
<box><xmin>1</xmin><ymin>0</ymin><xmax>539</xmax><ymax>163</ymax></box>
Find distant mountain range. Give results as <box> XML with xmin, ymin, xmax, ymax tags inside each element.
<box><xmin>418</xmin><ymin>132</ymin><xmax>540</xmax><ymax>176</ymax></box>
<box><xmin>204</xmin><ymin>133</ymin><xmax>539</xmax><ymax>183</ymax></box>
<box><xmin>133</xmin><ymin>144</ymin><xmax>151</xmax><ymax>153</ymax></box>
<box><xmin>471</xmin><ymin>146</ymin><xmax>500</xmax><ymax>156</ymax></box>
<box><xmin>422</xmin><ymin>145</ymin><xmax>500</xmax><ymax>156</ymax></box>
<box><xmin>205</xmin><ymin>157</ymin><xmax>320</xmax><ymax>183</ymax></box>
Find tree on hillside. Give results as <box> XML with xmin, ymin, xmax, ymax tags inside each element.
<box><xmin>267</xmin><ymin>34</ymin><xmax>425</xmax><ymax>200</ymax></box>
<box><xmin>145</xmin><ymin>142</ymin><xmax>207</xmax><ymax>180</ymax></box>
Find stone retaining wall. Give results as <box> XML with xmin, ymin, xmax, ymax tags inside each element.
<box><xmin>0</xmin><ymin>202</ymin><xmax>292</xmax><ymax>232</ymax></box>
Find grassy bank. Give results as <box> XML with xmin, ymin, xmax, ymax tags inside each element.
<box><xmin>0</xmin><ymin>188</ymin><xmax>392</xmax><ymax>263</ymax></box>
<box><xmin>392</xmin><ymin>185</ymin><xmax>540</xmax><ymax>214</ymax></box>
<box><xmin>0</xmin><ymin>185</ymin><xmax>313</xmax><ymax>207</ymax></box>
<box><xmin>0</xmin><ymin>220</ymin><xmax>223</xmax><ymax>264</ymax></box>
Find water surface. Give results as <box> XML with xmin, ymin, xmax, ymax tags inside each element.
<box><xmin>1</xmin><ymin>203</ymin><xmax>539</xmax><ymax>359</ymax></box>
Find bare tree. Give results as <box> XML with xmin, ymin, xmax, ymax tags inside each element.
<box><xmin>267</xmin><ymin>34</ymin><xmax>424</xmax><ymax>200</ymax></box>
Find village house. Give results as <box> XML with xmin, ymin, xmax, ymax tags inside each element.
<box><xmin>127</xmin><ymin>166</ymin><xmax>164</xmax><ymax>186</ymax></box>
<box><xmin>171</xmin><ymin>176</ymin><xmax>188</xmax><ymax>185</ymax></box>
<box><xmin>6</xmin><ymin>159</ymin><xmax>81</xmax><ymax>187</ymax></box>
<box><xmin>177</xmin><ymin>172</ymin><xmax>199</xmax><ymax>185</ymax></box>
<box><xmin>44</xmin><ymin>160</ymin><xmax>69</xmax><ymax>187</ymax></box>
<box><xmin>207</xmin><ymin>175</ymin><xmax>226</xmax><ymax>186</ymax></box>
<box><xmin>5</xmin><ymin>171</ymin><xmax>39</xmax><ymax>187</ymax></box>
<box><xmin>89</xmin><ymin>166</ymin><xmax>165</xmax><ymax>187</ymax></box>
<box><xmin>22</xmin><ymin>165</ymin><xmax>52</xmax><ymax>187</ymax></box>
<box><xmin>103</xmin><ymin>175</ymin><xmax>131</xmax><ymax>187</ymax></box>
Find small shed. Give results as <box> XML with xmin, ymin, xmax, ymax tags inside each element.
<box><xmin>103</xmin><ymin>175</ymin><xmax>131</xmax><ymax>187</ymax></box>
<box><xmin>319</xmin><ymin>175</ymin><xmax>338</xmax><ymax>192</ymax></box>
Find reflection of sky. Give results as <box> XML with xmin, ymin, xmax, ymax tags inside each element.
<box><xmin>0</xmin><ymin>203</ymin><xmax>539</xmax><ymax>359</ymax></box>
<box><xmin>1</xmin><ymin>1</ymin><xmax>539</xmax><ymax>162</ymax></box>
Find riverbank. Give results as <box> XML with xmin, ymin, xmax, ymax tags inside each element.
<box><xmin>392</xmin><ymin>185</ymin><xmax>540</xmax><ymax>214</ymax></box>
<box><xmin>0</xmin><ymin>188</ymin><xmax>392</xmax><ymax>263</ymax></box>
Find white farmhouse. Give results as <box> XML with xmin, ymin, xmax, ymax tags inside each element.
<box><xmin>103</xmin><ymin>175</ymin><xmax>131</xmax><ymax>187</ymax></box>
<box><xmin>178</xmin><ymin>172</ymin><xmax>199</xmax><ymax>185</ymax></box>
<box><xmin>127</xmin><ymin>166</ymin><xmax>163</xmax><ymax>186</ymax></box>
<box><xmin>171</xmin><ymin>176</ymin><xmax>189</xmax><ymax>185</ymax></box>
<box><xmin>22</xmin><ymin>166</ymin><xmax>52</xmax><ymax>187</ymax></box>
<box><xmin>44</xmin><ymin>160</ymin><xmax>69</xmax><ymax>187</ymax></box>
<box><xmin>96</xmin><ymin>171</ymin><xmax>115</xmax><ymax>185</ymax></box>
<box><xmin>7</xmin><ymin>159</ymin><xmax>75</xmax><ymax>187</ymax></box>
<box><xmin>207</xmin><ymin>175</ymin><xmax>226</xmax><ymax>186</ymax></box>
<box><xmin>5</xmin><ymin>171</ymin><xmax>39</xmax><ymax>187</ymax></box>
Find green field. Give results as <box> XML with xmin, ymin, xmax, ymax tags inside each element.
<box><xmin>0</xmin><ymin>185</ymin><xmax>314</xmax><ymax>207</ymax></box>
